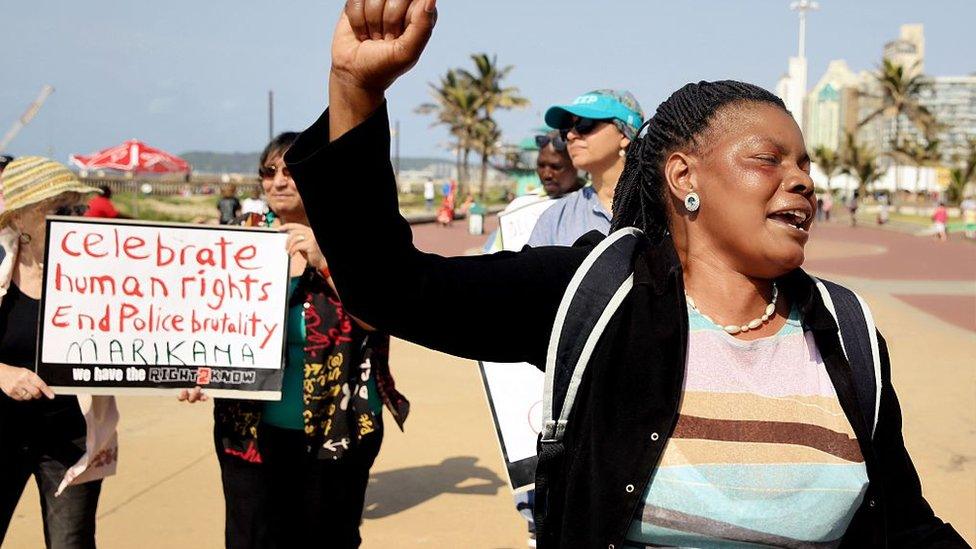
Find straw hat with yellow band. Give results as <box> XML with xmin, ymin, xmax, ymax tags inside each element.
<box><xmin>0</xmin><ymin>156</ymin><xmax>100</xmax><ymax>227</ymax></box>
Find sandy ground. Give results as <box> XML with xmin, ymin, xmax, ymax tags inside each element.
<box><xmin>6</xmin><ymin>219</ymin><xmax>974</xmax><ymax>547</ymax></box>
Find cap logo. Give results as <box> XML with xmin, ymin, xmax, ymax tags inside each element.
<box><xmin>573</xmin><ymin>95</ymin><xmax>599</xmax><ymax>105</ymax></box>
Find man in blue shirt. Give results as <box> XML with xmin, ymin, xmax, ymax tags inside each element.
<box><xmin>526</xmin><ymin>90</ymin><xmax>644</xmax><ymax>247</ymax></box>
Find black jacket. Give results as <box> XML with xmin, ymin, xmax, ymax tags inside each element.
<box><xmin>286</xmin><ymin>103</ymin><xmax>967</xmax><ymax>548</ymax></box>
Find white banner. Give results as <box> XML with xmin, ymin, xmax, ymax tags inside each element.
<box><xmin>478</xmin><ymin>361</ymin><xmax>544</xmax><ymax>490</ymax></box>
<box><xmin>497</xmin><ymin>197</ymin><xmax>554</xmax><ymax>251</ymax></box>
<box><xmin>38</xmin><ymin>218</ymin><xmax>290</xmax><ymax>399</ymax></box>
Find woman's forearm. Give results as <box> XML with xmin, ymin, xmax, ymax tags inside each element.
<box><xmin>328</xmin><ymin>74</ymin><xmax>384</xmax><ymax>143</ymax></box>
<box><xmin>287</xmin><ymin>105</ymin><xmax>585</xmax><ymax>365</ymax></box>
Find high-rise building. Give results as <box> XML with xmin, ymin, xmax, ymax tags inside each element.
<box><xmin>895</xmin><ymin>75</ymin><xmax>976</xmax><ymax>164</ymax></box>
<box><xmin>804</xmin><ymin>24</ymin><xmax>937</xmax><ymax>157</ymax></box>
<box><xmin>804</xmin><ymin>60</ymin><xmax>859</xmax><ymax>151</ymax></box>
<box><xmin>883</xmin><ymin>24</ymin><xmax>925</xmax><ymax>76</ymax></box>
<box><xmin>777</xmin><ymin>57</ymin><xmax>809</xmax><ymax>129</ymax></box>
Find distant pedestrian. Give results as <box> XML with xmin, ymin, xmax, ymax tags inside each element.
<box><xmin>932</xmin><ymin>202</ymin><xmax>949</xmax><ymax>242</ymax></box>
<box><xmin>822</xmin><ymin>191</ymin><xmax>833</xmax><ymax>222</ymax></box>
<box><xmin>961</xmin><ymin>196</ymin><xmax>976</xmax><ymax>240</ymax></box>
<box><xmin>424</xmin><ymin>178</ymin><xmax>436</xmax><ymax>211</ymax></box>
<box><xmin>816</xmin><ymin>194</ymin><xmax>824</xmax><ymax>222</ymax></box>
<box><xmin>217</xmin><ymin>184</ymin><xmax>241</xmax><ymax>224</ymax></box>
<box><xmin>436</xmin><ymin>179</ymin><xmax>457</xmax><ymax>227</ymax></box>
<box><xmin>84</xmin><ymin>185</ymin><xmax>128</xmax><ymax>219</ymax></box>
<box><xmin>846</xmin><ymin>191</ymin><xmax>859</xmax><ymax>227</ymax></box>
<box><xmin>241</xmin><ymin>187</ymin><xmax>269</xmax><ymax>216</ymax></box>
<box><xmin>876</xmin><ymin>193</ymin><xmax>890</xmax><ymax>225</ymax></box>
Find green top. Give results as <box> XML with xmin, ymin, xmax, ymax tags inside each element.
<box><xmin>262</xmin><ymin>277</ymin><xmax>383</xmax><ymax>431</ymax></box>
<box><xmin>262</xmin><ymin>278</ymin><xmax>307</xmax><ymax>430</ymax></box>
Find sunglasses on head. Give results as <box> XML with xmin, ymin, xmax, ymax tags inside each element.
<box><xmin>560</xmin><ymin>117</ymin><xmax>607</xmax><ymax>138</ymax></box>
<box><xmin>535</xmin><ymin>134</ymin><xmax>568</xmax><ymax>151</ymax></box>
<box><xmin>259</xmin><ymin>163</ymin><xmax>291</xmax><ymax>179</ymax></box>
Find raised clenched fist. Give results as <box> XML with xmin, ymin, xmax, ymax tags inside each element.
<box><xmin>331</xmin><ymin>0</ymin><xmax>438</xmax><ymax>93</ymax></box>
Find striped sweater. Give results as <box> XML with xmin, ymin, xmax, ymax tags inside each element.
<box><xmin>625</xmin><ymin>307</ymin><xmax>868</xmax><ymax>548</ymax></box>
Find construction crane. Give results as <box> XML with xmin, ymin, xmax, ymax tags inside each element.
<box><xmin>0</xmin><ymin>84</ymin><xmax>55</xmax><ymax>153</ymax></box>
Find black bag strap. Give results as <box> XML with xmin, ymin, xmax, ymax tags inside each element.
<box><xmin>812</xmin><ymin>277</ymin><xmax>882</xmax><ymax>439</ymax></box>
<box><xmin>540</xmin><ymin>228</ymin><xmax>643</xmax><ymax>443</ymax></box>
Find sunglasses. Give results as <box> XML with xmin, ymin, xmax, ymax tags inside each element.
<box><xmin>259</xmin><ymin>163</ymin><xmax>291</xmax><ymax>179</ymax></box>
<box><xmin>535</xmin><ymin>134</ymin><xmax>568</xmax><ymax>152</ymax></box>
<box><xmin>560</xmin><ymin>117</ymin><xmax>606</xmax><ymax>138</ymax></box>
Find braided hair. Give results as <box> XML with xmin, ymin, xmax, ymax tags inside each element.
<box><xmin>610</xmin><ymin>81</ymin><xmax>788</xmax><ymax>241</ymax></box>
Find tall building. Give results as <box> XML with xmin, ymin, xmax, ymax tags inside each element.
<box><xmin>883</xmin><ymin>24</ymin><xmax>925</xmax><ymax>76</ymax></box>
<box><xmin>804</xmin><ymin>60</ymin><xmax>859</xmax><ymax>151</ymax></box>
<box><xmin>777</xmin><ymin>57</ymin><xmax>809</xmax><ymax>129</ymax></box>
<box><xmin>895</xmin><ymin>75</ymin><xmax>976</xmax><ymax>164</ymax></box>
<box><xmin>804</xmin><ymin>24</ymin><xmax>934</xmax><ymax>157</ymax></box>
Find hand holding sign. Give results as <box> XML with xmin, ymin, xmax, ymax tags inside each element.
<box><xmin>0</xmin><ymin>363</ymin><xmax>55</xmax><ymax>401</ymax></box>
<box><xmin>177</xmin><ymin>386</ymin><xmax>208</xmax><ymax>403</ymax></box>
<box><xmin>280</xmin><ymin>223</ymin><xmax>328</xmax><ymax>273</ymax></box>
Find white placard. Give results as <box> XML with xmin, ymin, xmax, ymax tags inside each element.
<box><xmin>479</xmin><ymin>361</ymin><xmax>544</xmax><ymax>490</ymax></box>
<box><xmin>37</xmin><ymin>218</ymin><xmax>290</xmax><ymax>399</ymax></box>
<box><xmin>498</xmin><ymin>197</ymin><xmax>554</xmax><ymax>251</ymax></box>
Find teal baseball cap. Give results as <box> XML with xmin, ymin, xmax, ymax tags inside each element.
<box><xmin>545</xmin><ymin>89</ymin><xmax>645</xmax><ymax>140</ymax></box>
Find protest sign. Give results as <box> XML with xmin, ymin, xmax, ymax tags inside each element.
<box><xmin>478</xmin><ymin>361</ymin><xmax>544</xmax><ymax>491</ymax></box>
<box><xmin>497</xmin><ymin>197</ymin><xmax>554</xmax><ymax>251</ymax></box>
<box><xmin>37</xmin><ymin>217</ymin><xmax>290</xmax><ymax>399</ymax></box>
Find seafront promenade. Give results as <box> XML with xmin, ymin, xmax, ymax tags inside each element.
<box><xmin>8</xmin><ymin>218</ymin><xmax>975</xmax><ymax>547</ymax></box>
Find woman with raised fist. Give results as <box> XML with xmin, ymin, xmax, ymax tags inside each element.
<box><xmin>283</xmin><ymin>1</ymin><xmax>966</xmax><ymax>547</ymax></box>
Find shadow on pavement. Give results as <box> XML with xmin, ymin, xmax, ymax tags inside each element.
<box><xmin>363</xmin><ymin>456</ymin><xmax>506</xmax><ymax>519</ymax></box>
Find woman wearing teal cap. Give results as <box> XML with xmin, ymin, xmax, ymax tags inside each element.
<box><xmin>526</xmin><ymin>90</ymin><xmax>645</xmax><ymax>247</ymax></box>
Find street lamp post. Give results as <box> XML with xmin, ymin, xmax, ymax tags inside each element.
<box><xmin>790</xmin><ymin>0</ymin><xmax>820</xmax><ymax>59</ymax></box>
<box><xmin>782</xmin><ymin>0</ymin><xmax>819</xmax><ymax>132</ymax></box>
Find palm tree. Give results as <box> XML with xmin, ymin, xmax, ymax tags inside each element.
<box><xmin>858</xmin><ymin>59</ymin><xmax>937</xmax><ymax>200</ymax></box>
<box><xmin>841</xmin><ymin>132</ymin><xmax>886</xmax><ymax>194</ymax></box>
<box><xmin>811</xmin><ymin>146</ymin><xmax>842</xmax><ymax>191</ymax></box>
<box><xmin>470</xmin><ymin>118</ymin><xmax>503</xmax><ymax>199</ymax></box>
<box><xmin>947</xmin><ymin>169</ymin><xmax>968</xmax><ymax>205</ymax></box>
<box><xmin>416</xmin><ymin>70</ymin><xmax>482</xmax><ymax>195</ymax></box>
<box><xmin>859</xmin><ymin>59</ymin><xmax>937</xmax><ymax>140</ymax></box>
<box><xmin>892</xmin><ymin>137</ymin><xmax>941</xmax><ymax>201</ymax></box>
<box><xmin>947</xmin><ymin>138</ymin><xmax>976</xmax><ymax>205</ymax></box>
<box><xmin>458</xmin><ymin>54</ymin><xmax>529</xmax><ymax>198</ymax></box>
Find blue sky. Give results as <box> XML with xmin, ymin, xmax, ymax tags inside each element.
<box><xmin>3</xmin><ymin>0</ymin><xmax>973</xmax><ymax>162</ymax></box>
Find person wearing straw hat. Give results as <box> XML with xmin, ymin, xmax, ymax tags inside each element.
<box><xmin>0</xmin><ymin>157</ymin><xmax>120</xmax><ymax>548</ymax></box>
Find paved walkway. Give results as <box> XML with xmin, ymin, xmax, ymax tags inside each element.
<box><xmin>8</xmin><ymin>218</ymin><xmax>974</xmax><ymax>547</ymax></box>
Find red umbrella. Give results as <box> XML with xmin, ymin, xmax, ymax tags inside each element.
<box><xmin>70</xmin><ymin>139</ymin><xmax>190</xmax><ymax>174</ymax></box>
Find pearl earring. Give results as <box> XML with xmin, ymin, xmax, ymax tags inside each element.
<box><xmin>684</xmin><ymin>192</ymin><xmax>701</xmax><ymax>212</ymax></box>
<box><xmin>619</xmin><ymin>149</ymin><xmax>626</xmax><ymax>158</ymax></box>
